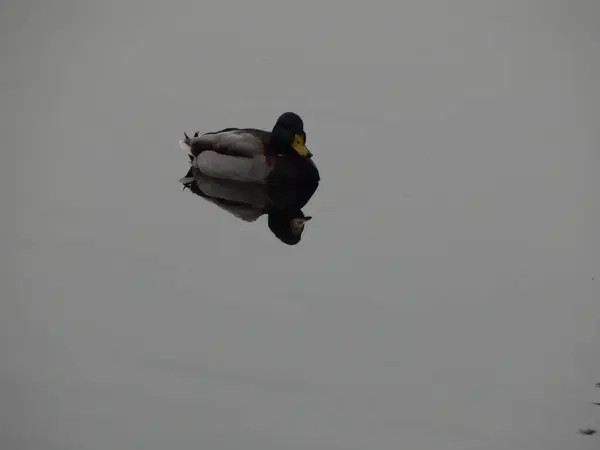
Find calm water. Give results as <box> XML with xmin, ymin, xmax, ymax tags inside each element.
<box><xmin>2</xmin><ymin>1</ymin><xmax>599</xmax><ymax>449</ymax></box>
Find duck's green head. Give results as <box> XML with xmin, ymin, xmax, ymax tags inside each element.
<box><xmin>271</xmin><ymin>112</ymin><xmax>313</xmax><ymax>158</ymax></box>
<box><xmin>268</xmin><ymin>212</ymin><xmax>312</xmax><ymax>246</ymax></box>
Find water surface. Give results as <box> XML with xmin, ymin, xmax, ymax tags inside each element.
<box><xmin>2</xmin><ymin>1</ymin><xmax>599</xmax><ymax>449</ymax></box>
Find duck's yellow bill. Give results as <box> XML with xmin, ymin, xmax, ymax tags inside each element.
<box><xmin>292</xmin><ymin>134</ymin><xmax>312</xmax><ymax>158</ymax></box>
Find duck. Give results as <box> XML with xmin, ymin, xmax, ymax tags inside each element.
<box><xmin>180</xmin><ymin>167</ymin><xmax>319</xmax><ymax>245</ymax></box>
<box><xmin>179</xmin><ymin>112</ymin><xmax>320</xmax><ymax>185</ymax></box>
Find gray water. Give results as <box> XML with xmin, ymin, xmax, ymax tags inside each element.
<box><xmin>2</xmin><ymin>1</ymin><xmax>599</xmax><ymax>449</ymax></box>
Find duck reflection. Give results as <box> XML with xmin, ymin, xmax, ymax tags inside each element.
<box><xmin>180</xmin><ymin>166</ymin><xmax>319</xmax><ymax>245</ymax></box>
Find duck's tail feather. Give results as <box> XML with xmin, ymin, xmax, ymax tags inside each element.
<box><xmin>179</xmin><ymin>138</ymin><xmax>192</xmax><ymax>154</ymax></box>
<box><xmin>179</xmin><ymin>136</ymin><xmax>196</xmax><ymax>162</ymax></box>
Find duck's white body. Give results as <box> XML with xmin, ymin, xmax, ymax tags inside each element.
<box><xmin>193</xmin><ymin>151</ymin><xmax>272</xmax><ymax>184</ymax></box>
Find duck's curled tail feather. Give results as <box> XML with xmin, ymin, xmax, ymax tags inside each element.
<box><xmin>179</xmin><ymin>138</ymin><xmax>192</xmax><ymax>154</ymax></box>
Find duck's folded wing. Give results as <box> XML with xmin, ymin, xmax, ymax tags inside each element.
<box><xmin>191</xmin><ymin>130</ymin><xmax>266</xmax><ymax>158</ymax></box>
<box><xmin>192</xmin><ymin>151</ymin><xmax>272</xmax><ymax>183</ymax></box>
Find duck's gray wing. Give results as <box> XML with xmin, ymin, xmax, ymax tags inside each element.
<box><xmin>188</xmin><ymin>128</ymin><xmax>269</xmax><ymax>158</ymax></box>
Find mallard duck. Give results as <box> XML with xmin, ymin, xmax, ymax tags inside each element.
<box><xmin>179</xmin><ymin>112</ymin><xmax>320</xmax><ymax>184</ymax></box>
<box><xmin>180</xmin><ymin>167</ymin><xmax>318</xmax><ymax>245</ymax></box>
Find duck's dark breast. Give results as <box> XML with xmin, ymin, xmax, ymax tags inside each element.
<box><xmin>270</xmin><ymin>156</ymin><xmax>320</xmax><ymax>184</ymax></box>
